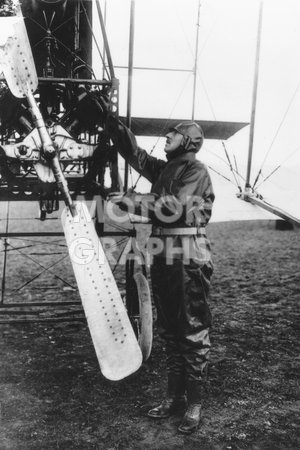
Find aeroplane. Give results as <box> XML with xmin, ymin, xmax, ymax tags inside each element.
<box><xmin>0</xmin><ymin>0</ymin><xmax>151</xmax><ymax>381</ymax></box>
<box><xmin>0</xmin><ymin>0</ymin><xmax>246</xmax><ymax>210</ymax></box>
<box><xmin>0</xmin><ymin>0</ymin><xmax>299</xmax><ymax>379</ymax></box>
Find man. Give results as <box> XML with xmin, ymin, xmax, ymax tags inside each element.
<box><xmin>109</xmin><ymin>119</ymin><xmax>214</xmax><ymax>434</ymax></box>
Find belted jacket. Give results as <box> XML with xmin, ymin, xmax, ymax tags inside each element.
<box><xmin>112</xmin><ymin>122</ymin><xmax>215</xmax><ymax>268</ymax></box>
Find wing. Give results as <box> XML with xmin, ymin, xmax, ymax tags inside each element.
<box><xmin>119</xmin><ymin>117</ymin><xmax>248</xmax><ymax>140</ymax></box>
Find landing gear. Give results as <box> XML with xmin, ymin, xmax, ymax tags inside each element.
<box><xmin>125</xmin><ymin>257</ymin><xmax>152</xmax><ymax>361</ymax></box>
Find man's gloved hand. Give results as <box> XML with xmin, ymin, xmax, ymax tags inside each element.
<box><xmin>108</xmin><ymin>190</ymin><xmax>157</xmax><ymax>222</ymax></box>
<box><xmin>97</xmin><ymin>94</ymin><xmax>109</xmax><ymax>119</ymax></box>
<box><xmin>108</xmin><ymin>189</ymin><xmax>136</xmax><ymax>212</ymax></box>
<box><xmin>97</xmin><ymin>95</ymin><xmax>119</xmax><ymax>136</ymax></box>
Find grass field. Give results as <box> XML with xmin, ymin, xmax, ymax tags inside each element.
<box><xmin>0</xmin><ymin>213</ymin><xmax>299</xmax><ymax>449</ymax></box>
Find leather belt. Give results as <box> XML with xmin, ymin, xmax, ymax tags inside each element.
<box><xmin>152</xmin><ymin>226</ymin><xmax>206</xmax><ymax>236</ymax></box>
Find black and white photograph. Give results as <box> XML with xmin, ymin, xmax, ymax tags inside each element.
<box><xmin>0</xmin><ymin>0</ymin><xmax>299</xmax><ymax>448</ymax></box>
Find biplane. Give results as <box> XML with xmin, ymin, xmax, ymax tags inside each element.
<box><xmin>0</xmin><ymin>0</ymin><xmax>298</xmax><ymax>379</ymax></box>
<box><xmin>0</xmin><ymin>0</ymin><xmax>155</xmax><ymax>381</ymax></box>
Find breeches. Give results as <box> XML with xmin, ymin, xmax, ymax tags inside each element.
<box><xmin>150</xmin><ymin>257</ymin><xmax>212</xmax><ymax>381</ymax></box>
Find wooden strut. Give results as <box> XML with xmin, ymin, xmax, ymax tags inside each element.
<box><xmin>1</xmin><ymin>202</ymin><xmax>10</xmax><ymax>305</ymax></box>
<box><xmin>95</xmin><ymin>0</ymin><xmax>115</xmax><ymax>79</ymax></box>
<box><xmin>245</xmin><ymin>195</ymin><xmax>300</xmax><ymax>227</ymax></box>
<box><xmin>124</xmin><ymin>0</ymin><xmax>135</xmax><ymax>192</ymax></box>
<box><xmin>1</xmin><ymin>238</ymin><xmax>8</xmax><ymax>305</ymax></box>
<box><xmin>240</xmin><ymin>1</ymin><xmax>300</xmax><ymax>227</ymax></box>
<box><xmin>0</xmin><ymin>77</ymin><xmax>112</xmax><ymax>85</ymax></box>
<box><xmin>245</xmin><ymin>0</ymin><xmax>263</xmax><ymax>189</ymax></box>
<box><xmin>192</xmin><ymin>0</ymin><xmax>201</xmax><ymax>120</ymax></box>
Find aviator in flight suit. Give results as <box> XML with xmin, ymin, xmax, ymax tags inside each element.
<box><xmin>112</xmin><ymin>122</ymin><xmax>214</xmax><ymax>404</ymax></box>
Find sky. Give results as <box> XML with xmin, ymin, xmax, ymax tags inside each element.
<box><xmin>91</xmin><ymin>0</ymin><xmax>300</xmax><ymax>219</ymax></box>
<box><xmin>1</xmin><ymin>0</ymin><xmax>299</xmax><ymax>223</ymax></box>
<box><xmin>94</xmin><ymin>0</ymin><xmax>300</xmax><ymax>151</ymax></box>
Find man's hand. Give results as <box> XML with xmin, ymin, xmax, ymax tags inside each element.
<box><xmin>107</xmin><ymin>189</ymin><xmax>136</xmax><ymax>212</ymax></box>
<box><xmin>97</xmin><ymin>95</ymin><xmax>119</xmax><ymax>136</ymax></box>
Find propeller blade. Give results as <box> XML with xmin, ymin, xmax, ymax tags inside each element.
<box><xmin>62</xmin><ymin>202</ymin><xmax>143</xmax><ymax>380</ymax></box>
<box><xmin>0</xmin><ymin>13</ymin><xmax>38</xmax><ymax>97</ymax></box>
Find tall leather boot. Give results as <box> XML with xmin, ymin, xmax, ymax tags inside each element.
<box><xmin>148</xmin><ymin>373</ymin><xmax>187</xmax><ymax>419</ymax></box>
<box><xmin>178</xmin><ymin>380</ymin><xmax>202</xmax><ymax>434</ymax></box>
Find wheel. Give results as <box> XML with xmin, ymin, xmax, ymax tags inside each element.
<box><xmin>101</xmin><ymin>212</ymin><xmax>153</xmax><ymax>361</ymax></box>
<box><xmin>133</xmin><ymin>272</ymin><xmax>153</xmax><ymax>361</ymax></box>
<box><xmin>125</xmin><ymin>259</ymin><xmax>152</xmax><ymax>361</ymax></box>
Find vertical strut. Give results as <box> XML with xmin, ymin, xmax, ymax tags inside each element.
<box><xmin>102</xmin><ymin>0</ymin><xmax>107</xmax><ymax>80</ymax></box>
<box><xmin>74</xmin><ymin>1</ymin><xmax>80</xmax><ymax>51</ymax></box>
<box><xmin>1</xmin><ymin>202</ymin><xmax>10</xmax><ymax>304</ymax></box>
<box><xmin>192</xmin><ymin>0</ymin><xmax>201</xmax><ymax>120</ymax></box>
<box><xmin>95</xmin><ymin>0</ymin><xmax>115</xmax><ymax>79</ymax></box>
<box><xmin>124</xmin><ymin>0</ymin><xmax>135</xmax><ymax>192</ymax></box>
<box><xmin>245</xmin><ymin>1</ymin><xmax>263</xmax><ymax>189</ymax></box>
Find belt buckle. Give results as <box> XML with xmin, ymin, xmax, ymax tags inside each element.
<box><xmin>153</xmin><ymin>226</ymin><xmax>162</xmax><ymax>236</ymax></box>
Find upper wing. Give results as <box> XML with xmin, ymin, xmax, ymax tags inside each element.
<box><xmin>119</xmin><ymin>117</ymin><xmax>248</xmax><ymax>140</ymax></box>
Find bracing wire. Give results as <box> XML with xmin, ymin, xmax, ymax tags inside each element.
<box><xmin>129</xmin><ymin>72</ymin><xmax>193</xmax><ymax>192</ymax></box>
<box><xmin>207</xmin><ymin>165</ymin><xmax>237</xmax><ymax>186</ymax></box>
<box><xmin>233</xmin><ymin>154</ymin><xmax>243</xmax><ymax>186</ymax></box>
<box><xmin>198</xmin><ymin>74</ymin><xmax>217</xmax><ymax>122</ymax></box>
<box><xmin>222</xmin><ymin>142</ymin><xmax>242</xmax><ymax>192</ymax></box>
<box><xmin>11</xmin><ymin>251</ymin><xmax>73</xmax><ymax>292</ymax></box>
<box><xmin>204</xmin><ymin>143</ymin><xmax>242</xmax><ymax>175</ymax></box>
<box><xmin>174</xmin><ymin>0</ymin><xmax>218</xmax><ymax>64</ymax></box>
<box><xmin>80</xmin><ymin>0</ymin><xmax>111</xmax><ymax>80</ymax></box>
<box><xmin>32</xmin><ymin>30</ymin><xmax>95</xmax><ymax>78</ymax></box>
<box><xmin>205</xmin><ymin>145</ymin><xmax>246</xmax><ymax>184</ymax></box>
<box><xmin>173</xmin><ymin>1</ymin><xmax>244</xmax><ymax>192</ymax></box>
<box><xmin>173</xmin><ymin>0</ymin><xmax>218</xmax><ymax>123</ymax></box>
<box><xmin>255</xmin><ymin>145</ymin><xmax>300</xmax><ymax>190</ymax></box>
<box><xmin>112</xmin><ymin>239</ymin><xmax>132</xmax><ymax>274</ymax></box>
<box><xmin>107</xmin><ymin>237</ymin><xmax>129</xmax><ymax>253</ymax></box>
<box><xmin>192</xmin><ymin>54</ymin><xmax>244</xmax><ymax>191</ymax></box>
<box><xmin>27</xmin><ymin>11</ymin><xmax>96</xmax><ymax>78</ymax></box>
<box><xmin>253</xmin><ymin>79</ymin><xmax>300</xmax><ymax>189</ymax></box>
<box><xmin>52</xmin><ymin>13</ymin><xmax>77</xmax><ymax>33</ymax></box>
<box><xmin>128</xmin><ymin>1</ymin><xmax>245</xmax><ymax>195</ymax></box>
<box><xmin>126</xmin><ymin>0</ymin><xmax>216</xmax><ymax>193</ymax></box>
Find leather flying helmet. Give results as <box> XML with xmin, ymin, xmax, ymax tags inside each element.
<box><xmin>170</xmin><ymin>121</ymin><xmax>204</xmax><ymax>152</ymax></box>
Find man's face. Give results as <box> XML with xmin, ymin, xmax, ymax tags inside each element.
<box><xmin>164</xmin><ymin>130</ymin><xmax>183</xmax><ymax>153</ymax></box>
